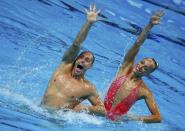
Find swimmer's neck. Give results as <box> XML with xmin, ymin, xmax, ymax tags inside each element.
<box><xmin>130</xmin><ymin>72</ymin><xmax>142</xmax><ymax>82</ymax></box>
<box><xmin>71</xmin><ymin>70</ymin><xmax>85</xmax><ymax>80</ymax></box>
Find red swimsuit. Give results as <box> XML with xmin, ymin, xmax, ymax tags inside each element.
<box><xmin>104</xmin><ymin>75</ymin><xmax>141</xmax><ymax>121</ymax></box>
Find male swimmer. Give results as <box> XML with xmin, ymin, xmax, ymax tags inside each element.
<box><xmin>104</xmin><ymin>11</ymin><xmax>164</xmax><ymax>123</ymax></box>
<box><xmin>41</xmin><ymin>4</ymin><xmax>105</xmax><ymax>116</ymax></box>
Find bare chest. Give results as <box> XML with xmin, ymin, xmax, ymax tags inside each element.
<box><xmin>53</xmin><ymin>75</ymin><xmax>89</xmax><ymax>99</ymax></box>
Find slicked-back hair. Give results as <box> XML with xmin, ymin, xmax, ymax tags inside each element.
<box><xmin>144</xmin><ymin>57</ymin><xmax>159</xmax><ymax>72</ymax></box>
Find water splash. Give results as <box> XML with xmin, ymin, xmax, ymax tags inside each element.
<box><xmin>0</xmin><ymin>87</ymin><xmax>104</xmax><ymax>126</ymax></box>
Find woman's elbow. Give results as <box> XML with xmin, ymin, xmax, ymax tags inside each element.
<box><xmin>154</xmin><ymin>114</ymin><xmax>162</xmax><ymax>123</ymax></box>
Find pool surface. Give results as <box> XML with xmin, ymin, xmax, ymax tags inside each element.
<box><xmin>0</xmin><ymin>0</ymin><xmax>185</xmax><ymax>131</ymax></box>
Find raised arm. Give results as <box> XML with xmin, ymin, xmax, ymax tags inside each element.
<box><xmin>62</xmin><ymin>4</ymin><xmax>100</xmax><ymax>63</ymax></box>
<box><xmin>119</xmin><ymin>11</ymin><xmax>164</xmax><ymax>73</ymax></box>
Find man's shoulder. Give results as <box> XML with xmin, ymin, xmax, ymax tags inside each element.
<box><xmin>84</xmin><ymin>79</ymin><xmax>94</xmax><ymax>88</ymax></box>
<box><xmin>83</xmin><ymin>79</ymin><xmax>97</xmax><ymax>94</ymax></box>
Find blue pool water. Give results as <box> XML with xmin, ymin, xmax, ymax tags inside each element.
<box><xmin>0</xmin><ymin>0</ymin><xmax>185</xmax><ymax>130</ymax></box>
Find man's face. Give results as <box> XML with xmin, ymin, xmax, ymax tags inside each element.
<box><xmin>73</xmin><ymin>52</ymin><xmax>94</xmax><ymax>75</ymax></box>
<box><xmin>133</xmin><ymin>58</ymin><xmax>156</xmax><ymax>77</ymax></box>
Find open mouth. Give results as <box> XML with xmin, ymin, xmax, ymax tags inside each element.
<box><xmin>77</xmin><ymin>64</ymin><xmax>84</xmax><ymax>70</ymax></box>
<box><xmin>136</xmin><ymin>66</ymin><xmax>141</xmax><ymax>72</ymax></box>
<box><xmin>75</xmin><ymin>64</ymin><xmax>84</xmax><ymax>73</ymax></box>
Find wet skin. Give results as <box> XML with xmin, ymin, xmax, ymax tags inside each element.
<box><xmin>107</xmin><ymin>11</ymin><xmax>164</xmax><ymax>123</ymax></box>
<box><xmin>133</xmin><ymin>58</ymin><xmax>156</xmax><ymax>77</ymax></box>
<box><xmin>112</xmin><ymin>58</ymin><xmax>156</xmax><ymax>109</ymax></box>
<box><xmin>41</xmin><ymin>4</ymin><xmax>105</xmax><ymax>116</ymax></box>
<box><xmin>41</xmin><ymin>52</ymin><xmax>96</xmax><ymax>109</ymax></box>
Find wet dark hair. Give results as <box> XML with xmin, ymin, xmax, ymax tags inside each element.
<box><xmin>151</xmin><ymin>58</ymin><xmax>159</xmax><ymax>70</ymax></box>
<box><xmin>144</xmin><ymin>57</ymin><xmax>159</xmax><ymax>72</ymax></box>
<box><xmin>75</xmin><ymin>51</ymin><xmax>95</xmax><ymax>64</ymax></box>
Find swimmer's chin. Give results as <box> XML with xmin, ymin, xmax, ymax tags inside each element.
<box><xmin>132</xmin><ymin>71</ymin><xmax>141</xmax><ymax>77</ymax></box>
<box><xmin>72</xmin><ymin>66</ymin><xmax>85</xmax><ymax>77</ymax></box>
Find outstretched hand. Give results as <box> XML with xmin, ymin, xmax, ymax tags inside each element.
<box><xmin>150</xmin><ymin>11</ymin><xmax>164</xmax><ymax>25</ymax></box>
<box><xmin>85</xmin><ymin>4</ymin><xmax>101</xmax><ymax>23</ymax></box>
